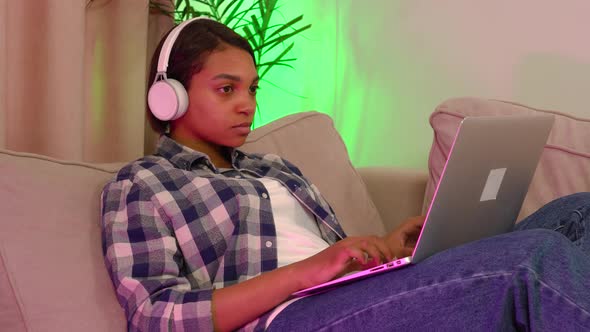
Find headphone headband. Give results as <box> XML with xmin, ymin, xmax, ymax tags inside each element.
<box><xmin>156</xmin><ymin>16</ymin><xmax>213</xmax><ymax>79</ymax></box>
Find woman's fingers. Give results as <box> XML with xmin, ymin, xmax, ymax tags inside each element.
<box><xmin>344</xmin><ymin>246</ymin><xmax>369</xmax><ymax>264</ymax></box>
<box><xmin>361</xmin><ymin>241</ymin><xmax>384</xmax><ymax>265</ymax></box>
<box><xmin>344</xmin><ymin>236</ymin><xmax>393</xmax><ymax>265</ymax></box>
<box><xmin>398</xmin><ymin>216</ymin><xmax>425</xmax><ymax>247</ymax></box>
<box><xmin>370</xmin><ymin>236</ymin><xmax>394</xmax><ymax>262</ymax></box>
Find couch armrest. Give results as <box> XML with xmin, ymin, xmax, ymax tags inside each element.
<box><xmin>357</xmin><ymin>167</ymin><xmax>428</xmax><ymax>233</ymax></box>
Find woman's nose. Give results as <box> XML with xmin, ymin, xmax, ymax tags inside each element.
<box><xmin>237</xmin><ymin>94</ymin><xmax>256</xmax><ymax>116</ymax></box>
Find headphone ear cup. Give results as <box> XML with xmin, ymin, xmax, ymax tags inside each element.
<box><xmin>167</xmin><ymin>79</ymin><xmax>189</xmax><ymax>120</ymax></box>
<box><xmin>147</xmin><ymin>79</ymin><xmax>189</xmax><ymax>121</ymax></box>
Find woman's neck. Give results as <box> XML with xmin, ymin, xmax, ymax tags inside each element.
<box><xmin>169</xmin><ymin>131</ymin><xmax>232</xmax><ymax>169</ymax></box>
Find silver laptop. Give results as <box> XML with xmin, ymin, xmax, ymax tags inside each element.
<box><xmin>292</xmin><ymin>114</ymin><xmax>554</xmax><ymax>297</ymax></box>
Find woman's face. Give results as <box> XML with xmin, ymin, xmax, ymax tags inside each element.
<box><xmin>173</xmin><ymin>44</ymin><xmax>258</xmax><ymax>148</ymax></box>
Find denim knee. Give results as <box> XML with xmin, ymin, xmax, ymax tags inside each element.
<box><xmin>507</xmin><ymin>228</ymin><xmax>572</xmax><ymax>260</ymax></box>
<box><xmin>516</xmin><ymin>228</ymin><xmax>567</xmax><ymax>242</ymax></box>
<box><xmin>550</xmin><ymin>192</ymin><xmax>590</xmax><ymax>216</ymax></box>
<box><xmin>515</xmin><ymin>192</ymin><xmax>590</xmax><ymax>233</ymax></box>
<box><xmin>539</xmin><ymin>192</ymin><xmax>590</xmax><ymax>213</ymax></box>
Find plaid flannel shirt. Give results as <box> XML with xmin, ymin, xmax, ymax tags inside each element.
<box><xmin>101</xmin><ymin>135</ymin><xmax>346</xmax><ymax>331</ymax></box>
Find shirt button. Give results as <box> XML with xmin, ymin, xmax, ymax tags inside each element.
<box><xmin>266</xmin><ymin>241</ymin><xmax>273</xmax><ymax>248</ymax></box>
<box><xmin>261</xmin><ymin>193</ymin><xmax>268</xmax><ymax>199</ymax></box>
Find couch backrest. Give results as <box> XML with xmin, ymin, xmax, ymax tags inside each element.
<box><xmin>0</xmin><ymin>111</ymin><xmax>383</xmax><ymax>331</ymax></box>
<box><xmin>242</xmin><ymin>111</ymin><xmax>385</xmax><ymax>237</ymax></box>
<box><xmin>425</xmin><ymin>97</ymin><xmax>590</xmax><ymax>222</ymax></box>
<box><xmin>0</xmin><ymin>151</ymin><xmax>127</xmax><ymax>331</ymax></box>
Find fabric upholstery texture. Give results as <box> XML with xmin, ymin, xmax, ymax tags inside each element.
<box><xmin>0</xmin><ymin>151</ymin><xmax>126</xmax><ymax>331</ymax></box>
<box><xmin>425</xmin><ymin>97</ymin><xmax>590</xmax><ymax>221</ymax></box>
<box><xmin>357</xmin><ymin>167</ymin><xmax>427</xmax><ymax>231</ymax></box>
<box><xmin>0</xmin><ymin>250</ymin><xmax>26</xmax><ymax>331</ymax></box>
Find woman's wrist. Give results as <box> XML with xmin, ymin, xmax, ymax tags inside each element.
<box><xmin>286</xmin><ymin>259</ymin><xmax>313</xmax><ymax>291</ymax></box>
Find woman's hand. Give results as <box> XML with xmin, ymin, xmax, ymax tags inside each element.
<box><xmin>292</xmin><ymin>236</ymin><xmax>394</xmax><ymax>289</ymax></box>
<box><xmin>291</xmin><ymin>216</ymin><xmax>425</xmax><ymax>290</ymax></box>
<box><xmin>383</xmin><ymin>216</ymin><xmax>425</xmax><ymax>259</ymax></box>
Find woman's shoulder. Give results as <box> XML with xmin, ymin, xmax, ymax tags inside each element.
<box><xmin>112</xmin><ymin>154</ymin><xmax>175</xmax><ymax>183</ymax></box>
<box><xmin>242</xmin><ymin>151</ymin><xmax>303</xmax><ymax>176</ymax></box>
<box><xmin>101</xmin><ymin>155</ymin><xmax>179</xmax><ymax>201</ymax></box>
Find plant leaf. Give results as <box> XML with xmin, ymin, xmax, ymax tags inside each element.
<box><xmin>256</xmin><ymin>24</ymin><xmax>310</xmax><ymax>55</ymax></box>
<box><xmin>259</xmin><ymin>58</ymin><xmax>296</xmax><ymax>64</ymax></box>
<box><xmin>250</xmin><ymin>14</ymin><xmax>264</xmax><ymax>40</ymax></box>
<box><xmin>150</xmin><ymin>1</ymin><xmax>175</xmax><ymax>18</ymax></box>
<box><xmin>258</xmin><ymin>0</ymin><xmax>266</xmax><ymax>26</ymax></box>
<box><xmin>228</xmin><ymin>2</ymin><xmax>259</xmax><ymax>30</ymax></box>
<box><xmin>191</xmin><ymin>0</ymin><xmax>213</xmax><ymax>6</ymax></box>
<box><xmin>266</xmin><ymin>14</ymin><xmax>303</xmax><ymax>40</ymax></box>
<box><xmin>258</xmin><ymin>42</ymin><xmax>294</xmax><ymax>79</ymax></box>
<box><xmin>219</xmin><ymin>0</ymin><xmax>242</xmax><ymax>23</ymax></box>
<box><xmin>257</xmin><ymin>58</ymin><xmax>296</xmax><ymax>69</ymax></box>
<box><xmin>262</xmin><ymin>0</ymin><xmax>278</xmax><ymax>34</ymax></box>
<box><xmin>149</xmin><ymin>0</ymin><xmax>311</xmax><ymax>102</ymax></box>
<box><xmin>178</xmin><ymin>1</ymin><xmax>190</xmax><ymax>21</ymax></box>
<box><xmin>242</xmin><ymin>25</ymin><xmax>259</xmax><ymax>51</ymax></box>
<box><xmin>258</xmin><ymin>62</ymin><xmax>295</xmax><ymax>71</ymax></box>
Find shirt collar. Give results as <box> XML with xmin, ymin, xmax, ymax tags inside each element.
<box><xmin>155</xmin><ymin>135</ymin><xmax>248</xmax><ymax>172</ymax></box>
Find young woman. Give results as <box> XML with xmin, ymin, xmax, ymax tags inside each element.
<box><xmin>101</xmin><ymin>18</ymin><xmax>590</xmax><ymax>331</ymax></box>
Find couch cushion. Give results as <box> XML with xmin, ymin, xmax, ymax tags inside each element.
<box><xmin>242</xmin><ymin>111</ymin><xmax>386</xmax><ymax>236</ymax></box>
<box><xmin>0</xmin><ymin>251</ymin><xmax>25</xmax><ymax>331</ymax></box>
<box><xmin>0</xmin><ymin>150</ymin><xmax>127</xmax><ymax>331</ymax></box>
<box><xmin>424</xmin><ymin>97</ymin><xmax>590</xmax><ymax>222</ymax></box>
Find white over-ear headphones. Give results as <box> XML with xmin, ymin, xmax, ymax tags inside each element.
<box><xmin>147</xmin><ymin>17</ymin><xmax>212</xmax><ymax>121</ymax></box>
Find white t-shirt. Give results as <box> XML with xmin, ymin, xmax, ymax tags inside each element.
<box><xmin>257</xmin><ymin>177</ymin><xmax>331</xmax><ymax>327</ymax></box>
<box><xmin>257</xmin><ymin>177</ymin><xmax>330</xmax><ymax>267</ymax></box>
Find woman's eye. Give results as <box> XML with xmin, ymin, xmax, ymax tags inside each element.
<box><xmin>249</xmin><ymin>85</ymin><xmax>259</xmax><ymax>94</ymax></box>
<box><xmin>218</xmin><ymin>86</ymin><xmax>233</xmax><ymax>94</ymax></box>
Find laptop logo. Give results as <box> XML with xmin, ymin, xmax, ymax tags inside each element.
<box><xmin>480</xmin><ymin>168</ymin><xmax>507</xmax><ymax>201</ymax></box>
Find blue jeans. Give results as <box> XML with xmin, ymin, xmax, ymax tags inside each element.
<box><xmin>267</xmin><ymin>192</ymin><xmax>590</xmax><ymax>331</ymax></box>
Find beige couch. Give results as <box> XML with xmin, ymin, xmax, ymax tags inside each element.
<box><xmin>1</xmin><ymin>97</ymin><xmax>588</xmax><ymax>331</ymax></box>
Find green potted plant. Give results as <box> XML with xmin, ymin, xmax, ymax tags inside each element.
<box><xmin>151</xmin><ymin>0</ymin><xmax>311</xmax><ymax>83</ymax></box>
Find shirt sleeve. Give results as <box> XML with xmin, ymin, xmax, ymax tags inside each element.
<box><xmin>101</xmin><ymin>179</ymin><xmax>214</xmax><ymax>331</ymax></box>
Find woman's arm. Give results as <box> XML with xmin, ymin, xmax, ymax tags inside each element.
<box><xmin>213</xmin><ymin>215</ymin><xmax>426</xmax><ymax>331</ymax></box>
<box><xmin>102</xmin><ymin>180</ymin><xmax>219</xmax><ymax>331</ymax></box>
<box><xmin>212</xmin><ymin>262</ymin><xmax>301</xmax><ymax>331</ymax></box>
<box><xmin>212</xmin><ymin>235</ymin><xmax>394</xmax><ymax>331</ymax></box>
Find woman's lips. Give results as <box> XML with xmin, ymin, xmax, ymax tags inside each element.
<box><xmin>232</xmin><ymin>123</ymin><xmax>252</xmax><ymax>135</ymax></box>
